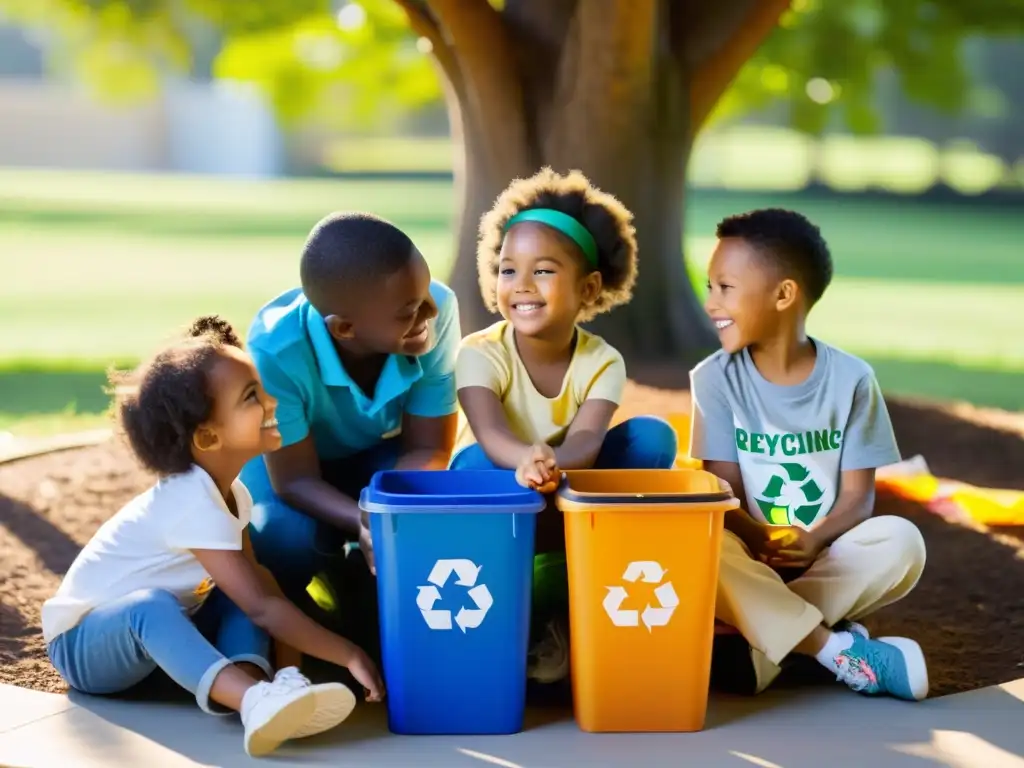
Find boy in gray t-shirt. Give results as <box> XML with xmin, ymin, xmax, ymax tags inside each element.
<box><xmin>689</xmin><ymin>208</ymin><xmax>928</xmax><ymax>701</ymax></box>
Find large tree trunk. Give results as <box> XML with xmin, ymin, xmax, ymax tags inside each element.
<box><xmin>397</xmin><ymin>0</ymin><xmax>791</xmax><ymax>387</ymax></box>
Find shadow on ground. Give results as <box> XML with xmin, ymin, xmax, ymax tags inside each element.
<box><xmin>889</xmin><ymin>398</ymin><xmax>1024</xmax><ymax>489</ymax></box>
<box><xmin>0</xmin><ymin>493</ymin><xmax>83</xmax><ymax>575</ymax></box>
<box><xmin>58</xmin><ymin>682</ymin><xmax>1024</xmax><ymax>768</ymax></box>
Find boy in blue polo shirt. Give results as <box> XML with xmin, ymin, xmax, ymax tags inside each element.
<box><xmin>241</xmin><ymin>212</ymin><xmax>460</xmax><ymax>657</ymax></box>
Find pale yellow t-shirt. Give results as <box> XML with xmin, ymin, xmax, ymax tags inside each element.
<box><xmin>454</xmin><ymin>320</ymin><xmax>627</xmax><ymax>454</ymax></box>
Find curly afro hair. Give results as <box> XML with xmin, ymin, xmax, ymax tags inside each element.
<box><xmin>716</xmin><ymin>208</ymin><xmax>833</xmax><ymax>305</ymax></box>
<box><xmin>107</xmin><ymin>315</ymin><xmax>242</xmax><ymax>477</ymax></box>
<box><xmin>477</xmin><ymin>167</ymin><xmax>638</xmax><ymax>323</ymax></box>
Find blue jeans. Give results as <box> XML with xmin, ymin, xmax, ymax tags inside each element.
<box><xmin>48</xmin><ymin>588</ymin><xmax>272</xmax><ymax>714</ymax></box>
<box><xmin>242</xmin><ymin>440</ymin><xmax>400</xmax><ymax>659</ymax></box>
<box><xmin>449</xmin><ymin>415</ymin><xmax>678</xmax><ymax>471</ymax></box>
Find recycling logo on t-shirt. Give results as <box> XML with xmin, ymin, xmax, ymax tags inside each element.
<box><xmin>754</xmin><ymin>462</ymin><xmax>825</xmax><ymax>527</ymax></box>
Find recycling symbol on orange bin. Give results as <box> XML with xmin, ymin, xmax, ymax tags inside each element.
<box><xmin>603</xmin><ymin>561</ymin><xmax>679</xmax><ymax>632</ymax></box>
<box><xmin>415</xmin><ymin>559</ymin><xmax>494</xmax><ymax>633</ymax></box>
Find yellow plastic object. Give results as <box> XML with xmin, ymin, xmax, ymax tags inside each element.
<box><xmin>675</xmin><ymin>455</ymin><xmax>704</xmax><ymax>470</ymax></box>
<box><xmin>952</xmin><ymin>487</ymin><xmax>1024</xmax><ymax>525</ymax></box>
<box><xmin>876</xmin><ymin>474</ymin><xmax>940</xmax><ymax>503</ymax></box>
<box><xmin>666</xmin><ymin>412</ymin><xmax>702</xmax><ymax>469</ymax></box>
<box><xmin>666</xmin><ymin>413</ymin><xmax>692</xmax><ymax>450</ymax></box>
<box><xmin>768</xmin><ymin>527</ymin><xmax>801</xmax><ymax>546</ymax></box>
<box><xmin>555</xmin><ymin>469</ymin><xmax>739</xmax><ymax>732</ymax></box>
<box><xmin>879</xmin><ymin>474</ymin><xmax>1024</xmax><ymax>526</ymax></box>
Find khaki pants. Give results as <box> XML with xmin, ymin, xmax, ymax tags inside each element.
<box><xmin>715</xmin><ymin>515</ymin><xmax>927</xmax><ymax>693</ymax></box>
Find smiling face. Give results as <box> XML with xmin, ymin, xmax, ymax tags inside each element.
<box><xmin>495</xmin><ymin>221</ymin><xmax>601</xmax><ymax>340</ymax></box>
<box><xmin>705</xmin><ymin>236</ymin><xmax>794</xmax><ymax>354</ymax></box>
<box><xmin>197</xmin><ymin>346</ymin><xmax>282</xmax><ymax>462</ymax></box>
<box><xmin>327</xmin><ymin>250</ymin><xmax>438</xmax><ymax>356</ymax></box>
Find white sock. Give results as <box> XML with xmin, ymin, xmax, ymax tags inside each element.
<box><xmin>815</xmin><ymin>631</ymin><xmax>855</xmax><ymax>674</ymax></box>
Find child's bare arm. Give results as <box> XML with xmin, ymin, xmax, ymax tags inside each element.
<box><xmin>458</xmin><ymin>386</ymin><xmax>533</xmax><ymax>468</ymax></box>
<box><xmin>243</xmin><ymin>534</ymin><xmax>301</xmax><ymax>669</ymax></box>
<box><xmin>808</xmin><ymin>468</ymin><xmax>876</xmax><ymax>546</ymax></box>
<box><xmin>394</xmin><ymin>412</ymin><xmax>457</xmax><ymax>470</ymax></box>
<box><xmin>264</xmin><ymin>436</ymin><xmax>361</xmax><ymax>536</ymax></box>
<box><xmin>553</xmin><ymin>399</ymin><xmax>617</xmax><ymax>470</ymax></box>
<box><xmin>191</xmin><ymin>533</ymin><xmax>385</xmax><ymax>700</ymax></box>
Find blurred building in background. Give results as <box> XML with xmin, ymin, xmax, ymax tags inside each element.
<box><xmin>0</xmin><ymin>23</ymin><xmax>281</xmax><ymax>176</ymax></box>
<box><xmin>0</xmin><ymin>19</ymin><xmax>1020</xmax><ymax>195</ymax></box>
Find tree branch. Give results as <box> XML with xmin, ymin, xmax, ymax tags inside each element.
<box><xmin>546</xmin><ymin>0</ymin><xmax>660</xmax><ymax>166</ymax></box>
<box><xmin>427</xmin><ymin>0</ymin><xmax>536</xmax><ymax>177</ymax></box>
<box><xmin>502</xmin><ymin>0</ymin><xmax>580</xmax><ymax>154</ymax></box>
<box><xmin>680</xmin><ymin>0</ymin><xmax>791</xmax><ymax>130</ymax></box>
<box><xmin>392</xmin><ymin>0</ymin><xmax>462</xmax><ymax>95</ymax></box>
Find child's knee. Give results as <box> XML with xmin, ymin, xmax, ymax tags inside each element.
<box><xmin>127</xmin><ymin>588</ymin><xmax>183</xmax><ymax>615</ymax></box>
<box><xmin>855</xmin><ymin>515</ymin><xmax>926</xmax><ymax>567</ymax></box>
<box><xmin>621</xmin><ymin>415</ymin><xmax>678</xmax><ymax>468</ymax></box>
<box><xmin>449</xmin><ymin>443</ymin><xmax>497</xmax><ymax>470</ymax></box>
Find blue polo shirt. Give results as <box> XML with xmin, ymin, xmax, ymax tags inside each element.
<box><xmin>246</xmin><ymin>280</ymin><xmax>461</xmax><ymax>461</ymax></box>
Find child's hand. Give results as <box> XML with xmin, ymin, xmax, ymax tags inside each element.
<box><xmin>739</xmin><ymin>521</ymin><xmax>775</xmax><ymax>563</ymax></box>
<box><xmin>763</xmin><ymin>525</ymin><xmax>824</xmax><ymax>568</ymax></box>
<box><xmin>347</xmin><ymin>646</ymin><xmax>385</xmax><ymax>702</ymax></box>
<box><xmin>515</xmin><ymin>443</ymin><xmax>559</xmax><ymax>494</ymax></box>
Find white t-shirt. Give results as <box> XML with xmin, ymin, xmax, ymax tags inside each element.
<box><xmin>42</xmin><ymin>465</ymin><xmax>251</xmax><ymax>644</ymax></box>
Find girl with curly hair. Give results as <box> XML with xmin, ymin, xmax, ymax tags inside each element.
<box><xmin>43</xmin><ymin>317</ymin><xmax>384</xmax><ymax>758</ymax></box>
<box><xmin>450</xmin><ymin>168</ymin><xmax>678</xmax><ymax>684</ymax></box>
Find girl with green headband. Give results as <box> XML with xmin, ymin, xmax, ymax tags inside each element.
<box><xmin>450</xmin><ymin>167</ymin><xmax>678</xmax><ymax>686</ymax></box>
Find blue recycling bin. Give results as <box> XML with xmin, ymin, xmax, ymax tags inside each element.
<box><xmin>360</xmin><ymin>470</ymin><xmax>545</xmax><ymax>735</ymax></box>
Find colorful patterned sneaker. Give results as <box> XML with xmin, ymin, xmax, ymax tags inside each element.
<box><xmin>834</xmin><ymin>619</ymin><xmax>869</xmax><ymax>638</ymax></box>
<box><xmin>527</xmin><ymin>616</ymin><xmax>570</xmax><ymax>684</ymax></box>
<box><xmin>833</xmin><ymin>635</ymin><xmax>929</xmax><ymax>701</ymax></box>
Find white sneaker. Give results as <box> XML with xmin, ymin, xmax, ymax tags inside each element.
<box><xmin>527</xmin><ymin>618</ymin><xmax>570</xmax><ymax>684</ymax></box>
<box><xmin>272</xmin><ymin>667</ymin><xmax>357</xmax><ymax>739</ymax></box>
<box><xmin>240</xmin><ymin>678</ymin><xmax>317</xmax><ymax>757</ymax></box>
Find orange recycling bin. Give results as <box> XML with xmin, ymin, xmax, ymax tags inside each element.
<box><xmin>555</xmin><ymin>469</ymin><xmax>738</xmax><ymax>733</ymax></box>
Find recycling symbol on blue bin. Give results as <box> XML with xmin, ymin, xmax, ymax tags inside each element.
<box><xmin>416</xmin><ymin>559</ymin><xmax>494</xmax><ymax>633</ymax></box>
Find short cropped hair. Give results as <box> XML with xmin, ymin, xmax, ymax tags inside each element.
<box><xmin>716</xmin><ymin>208</ymin><xmax>833</xmax><ymax>304</ymax></box>
<box><xmin>299</xmin><ymin>212</ymin><xmax>417</xmax><ymax>315</ymax></box>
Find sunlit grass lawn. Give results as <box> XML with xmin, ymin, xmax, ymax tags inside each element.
<box><xmin>1</xmin><ymin>168</ymin><xmax>1021</xmax><ymax>437</ymax></box>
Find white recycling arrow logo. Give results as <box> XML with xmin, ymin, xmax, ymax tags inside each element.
<box><xmin>415</xmin><ymin>559</ymin><xmax>494</xmax><ymax>633</ymax></box>
<box><xmin>603</xmin><ymin>560</ymin><xmax>679</xmax><ymax>632</ymax></box>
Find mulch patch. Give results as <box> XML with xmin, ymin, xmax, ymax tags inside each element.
<box><xmin>2</xmin><ymin>383</ymin><xmax>1023</xmax><ymax>697</ymax></box>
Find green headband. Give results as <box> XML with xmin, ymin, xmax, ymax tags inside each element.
<box><xmin>505</xmin><ymin>208</ymin><xmax>599</xmax><ymax>268</ymax></box>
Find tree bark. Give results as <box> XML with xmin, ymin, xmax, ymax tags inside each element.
<box><xmin>400</xmin><ymin>0</ymin><xmax>789</xmax><ymax>387</ymax></box>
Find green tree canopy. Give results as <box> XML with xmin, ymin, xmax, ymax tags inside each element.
<box><xmin>4</xmin><ymin>0</ymin><xmax>1020</xmax><ymax>133</ymax></box>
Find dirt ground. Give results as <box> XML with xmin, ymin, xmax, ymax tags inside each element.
<box><xmin>2</xmin><ymin>382</ymin><xmax>1024</xmax><ymax>697</ymax></box>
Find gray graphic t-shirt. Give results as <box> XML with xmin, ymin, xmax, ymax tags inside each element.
<box><xmin>689</xmin><ymin>341</ymin><xmax>900</xmax><ymax>528</ymax></box>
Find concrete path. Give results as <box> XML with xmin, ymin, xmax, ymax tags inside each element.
<box><xmin>2</xmin><ymin>680</ymin><xmax>1023</xmax><ymax>768</ymax></box>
